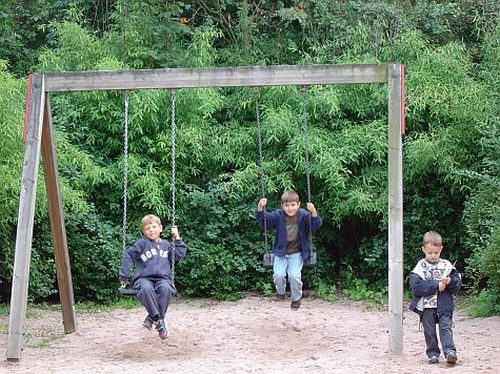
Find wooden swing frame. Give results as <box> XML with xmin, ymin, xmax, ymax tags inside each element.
<box><xmin>7</xmin><ymin>64</ymin><xmax>404</xmax><ymax>361</ymax></box>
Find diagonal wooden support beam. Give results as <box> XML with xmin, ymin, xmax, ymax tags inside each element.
<box><xmin>7</xmin><ymin>74</ymin><xmax>45</xmax><ymax>362</ymax></box>
<box><xmin>41</xmin><ymin>94</ymin><xmax>77</xmax><ymax>334</ymax></box>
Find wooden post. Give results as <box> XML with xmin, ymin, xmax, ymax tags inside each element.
<box><xmin>41</xmin><ymin>94</ymin><xmax>77</xmax><ymax>333</ymax></box>
<box><xmin>7</xmin><ymin>74</ymin><xmax>45</xmax><ymax>362</ymax></box>
<box><xmin>387</xmin><ymin>64</ymin><xmax>404</xmax><ymax>355</ymax></box>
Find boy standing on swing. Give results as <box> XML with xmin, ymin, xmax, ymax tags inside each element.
<box><xmin>119</xmin><ymin>214</ymin><xmax>187</xmax><ymax>340</ymax></box>
<box><xmin>256</xmin><ymin>190</ymin><xmax>322</xmax><ymax>310</ymax></box>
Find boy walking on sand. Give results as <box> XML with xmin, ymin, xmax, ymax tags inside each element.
<box><xmin>409</xmin><ymin>231</ymin><xmax>461</xmax><ymax>365</ymax></box>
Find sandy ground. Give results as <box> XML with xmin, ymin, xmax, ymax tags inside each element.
<box><xmin>0</xmin><ymin>295</ymin><xmax>498</xmax><ymax>374</ymax></box>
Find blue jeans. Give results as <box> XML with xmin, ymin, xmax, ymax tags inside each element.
<box><xmin>422</xmin><ymin>308</ymin><xmax>456</xmax><ymax>358</ymax></box>
<box><xmin>273</xmin><ymin>252</ymin><xmax>303</xmax><ymax>302</ymax></box>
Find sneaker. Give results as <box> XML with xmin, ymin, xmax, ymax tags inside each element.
<box><xmin>142</xmin><ymin>316</ymin><xmax>154</xmax><ymax>330</ymax></box>
<box><xmin>428</xmin><ymin>356</ymin><xmax>439</xmax><ymax>364</ymax></box>
<box><xmin>156</xmin><ymin>319</ymin><xmax>169</xmax><ymax>340</ymax></box>
<box><xmin>290</xmin><ymin>299</ymin><xmax>301</xmax><ymax>310</ymax></box>
<box><xmin>446</xmin><ymin>351</ymin><xmax>458</xmax><ymax>364</ymax></box>
<box><xmin>276</xmin><ymin>293</ymin><xmax>286</xmax><ymax>301</ymax></box>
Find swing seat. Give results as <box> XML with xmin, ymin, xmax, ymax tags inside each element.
<box><xmin>117</xmin><ymin>287</ymin><xmax>138</xmax><ymax>297</ymax></box>
<box><xmin>262</xmin><ymin>252</ymin><xmax>274</xmax><ymax>267</ymax></box>
<box><xmin>262</xmin><ymin>251</ymin><xmax>317</xmax><ymax>267</ymax></box>
<box><xmin>118</xmin><ymin>285</ymin><xmax>179</xmax><ymax>297</ymax></box>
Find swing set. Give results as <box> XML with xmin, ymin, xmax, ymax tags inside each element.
<box><xmin>7</xmin><ymin>64</ymin><xmax>404</xmax><ymax>362</ymax></box>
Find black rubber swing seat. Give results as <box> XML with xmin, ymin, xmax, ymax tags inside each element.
<box><xmin>117</xmin><ymin>287</ymin><xmax>138</xmax><ymax>296</ymax></box>
<box><xmin>118</xmin><ymin>286</ymin><xmax>179</xmax><ymax>297</ymax></box>
<box><xmin>262</xmin><ymin>251</ymin><xmax>317</xmax><ymax>268</ymax></box>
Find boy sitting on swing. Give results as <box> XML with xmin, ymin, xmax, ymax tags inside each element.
<box><xmin>119</xmin><ymin>214</ymin><xmax>187</xmax><ymax>340</ymax></box>
<box><xmin>256</xmin><ymin>190</ymin><xmax>322</xmax><ymax>310</ymax></box>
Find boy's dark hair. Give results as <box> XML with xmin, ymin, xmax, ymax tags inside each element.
<box><xmin>422</xmin><ymin>231</ymin><xmax>442</xmax><ymax>247</ymax></box>
<box><xmin>281</xmin><ymin>190</ymin><xmax>300</xmax><ymax>203</ymax></box>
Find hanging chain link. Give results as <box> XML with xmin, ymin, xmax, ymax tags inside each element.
<box><xmin>255</xmin><ymin>88</ymin><xmax>265</xmax><ymax>198</ymax></box>
<box><xmin>122</xmin><ymin>91</ymin><xmax>129</xmax><ymax>252</ymax></box>
<box><xmin>300</xmin><ymin>86</ymin><xmax>314</xmax><ymax>247</ymax></box>
<box><xmin>169</xmin><ymin>89</ymin><xmax>177</xmax><ymax>286</ymax></box>
<box><xmin>254</xmin><ymin>88</ymin><xmax>269</xmax><ymax>250</ymax></box>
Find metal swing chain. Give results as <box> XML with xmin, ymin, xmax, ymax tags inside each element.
<box><xmin>254</xmin><ymin>88</ymin><xmax>268</xmax><ymax>251</ymax></box>
<box><xmin>300</xmin><ymin>86</ymin><xmax>314</xmax><ymax>248</ymax></box>
<box><xmin>122</xmin><ymin>91</ymin><xmax>129</xmax><ymax>253</ymax></box>
<box><xmin>169</xmin><ymin>89</ymin><xmax>177</xmax><ymax>286</ymax></box>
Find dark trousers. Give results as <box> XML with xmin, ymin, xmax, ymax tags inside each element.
<box><xmin>134</xmin><ymin>278</ymin><xmax>175</xmax><ymax>320</ymax></box>
<box><xmin>421</xmin><ymin>308</ymin><xmax>456</xmax><ymax>358</ymax></box>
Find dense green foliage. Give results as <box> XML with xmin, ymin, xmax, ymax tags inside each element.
<box><xmin>0</xmin><ymin>1</ymin><xmax>498</xmax><ymax>314</ymax></box>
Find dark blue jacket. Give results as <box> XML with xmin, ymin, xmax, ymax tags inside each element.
<box><xmin>255</xmin><ymin>208</ymin><xmax>322</xmax><ymax>262</ymax></box>
<box><xmin>409</xmin><ymin>267</ymin><xmax>461</xmax><ymax>318</ymax></box>
<box><xmin>119</xmin><ymin>235</ymin><xmax>187</xmax><ymax>287</ymax></box>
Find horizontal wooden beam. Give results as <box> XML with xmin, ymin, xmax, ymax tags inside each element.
<box><xmin>44</xmin><ymin>64</ymin><xmax>389</xmax><ymax>92</ymax></box>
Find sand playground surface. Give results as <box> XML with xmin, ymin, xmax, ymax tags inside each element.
<box><xmin>1</xmin><ymin>295</ymin><xmax>499</xmax><ymax>373</ymax></box>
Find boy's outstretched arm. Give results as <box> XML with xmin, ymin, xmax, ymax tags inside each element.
<box><xmin>257</xmin><ymin>197</ymin><xmax>267</xmax><ymax>211</ymax></box>
<box><xmin>171</xmin><ymin>225</ymin><xmax>180</xmax><ymax>240</ymax></box>
<box><xmin>118</xmin><ymin>245</ymin><xmax>137</xmax><ymax>285</ymax></box>
<box><xmin>306</xmin><ymin>202</ymin><xmax>318</xmax><ymax>217</ymax></box>
<box><xmin>255</xmin><ymin>197</ymin><xmax>279</xmax><ymax>229</ymax></box>
<box><xmin>306</xmin><ymin>202</ymin><xmax>323</xmax><ymax>232</ymax></box>
<box><xmin>255</xmin><ymin>197</ymin><xmax>267</xmax><ymax>228</ymax></box>
<box><xmin>170</xmin><ymin>225</ymin><xmax>187</xmax><ymax>261</ymax></box>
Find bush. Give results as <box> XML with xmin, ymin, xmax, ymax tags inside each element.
<box><xmin>66</xmin><ymin>210</ymin><xmax>123</xmax><ymax>303</ymax></box>
<box><xmin>463</xmin><ymin>180</ymin><xmax>500</xmax><ymax>314</ymax></box>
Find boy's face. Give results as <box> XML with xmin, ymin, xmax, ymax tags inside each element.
<box><xmin>422</xmin><ymin>243</ymin><xmax>442</xmax><ymax>263</ymax></box>
<box><xmin>142</xmin><ymin>222</ymin><xmax>163</xmax><ymax>241</ymax></box>
<box><xmin>282</xmin><ymin>201</ymin><xmax>300</xmax><ymax>217</ymax></box>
